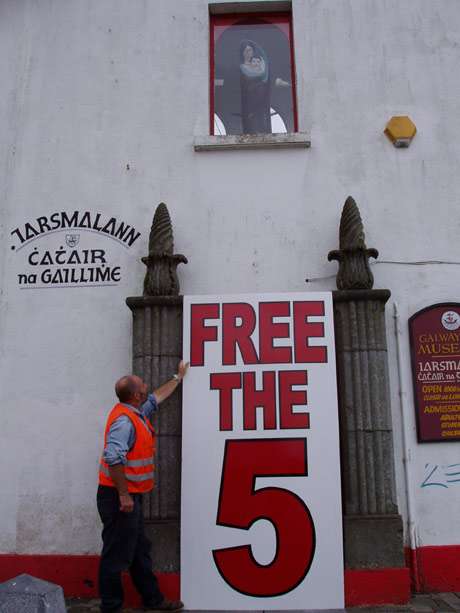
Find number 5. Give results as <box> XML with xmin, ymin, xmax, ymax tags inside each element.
<box><xmin>212</xmin><ymin>438</ymin><xmax>316</xmax><ymax>597</ymax></box>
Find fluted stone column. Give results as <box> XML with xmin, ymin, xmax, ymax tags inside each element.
<box><xmin>126</xmin><ymin>204</ymin><xmax>187</xmax><ymax>572</ymax></box>
<box><xmin>328</xmin><ymin>198</ymin><xmax>404</xmax><ymax>568</ymax></box>
<box><xmin>126</xmin><ymin>295</ymin><xmax>183</xmax><ymax>571</ymax></box>
<box><xmin>333</xmin><ymin>290</ymin><xmax>403</xmax><ymax>567</ymax></box>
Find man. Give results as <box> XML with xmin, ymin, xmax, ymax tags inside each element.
<box><xmin>97</xmin><ymin>361</ymin><xmax>189</xmax><ymax>613</ymax></box>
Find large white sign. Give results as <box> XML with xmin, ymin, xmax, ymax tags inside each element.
<box><xmin>181</xmin><ymin>292</ymin><xmax>343</xmax><ymax>610</ymax></box>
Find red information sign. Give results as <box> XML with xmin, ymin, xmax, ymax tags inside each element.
<box><xmin>409</xmin><ymin>303</ymin><xmax>460</xmax><ymax>442</ymax></box>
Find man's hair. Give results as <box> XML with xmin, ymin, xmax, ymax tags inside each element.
<box><xmin>115</xmin><ymin>375</ymin><xmax>140</xmax><ymax>403</ymax></box>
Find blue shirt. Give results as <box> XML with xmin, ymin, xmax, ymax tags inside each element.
<box><xmin>103</xmin><ymin>394</ymin><xmax>158</xmax><ymax>466</ymax></box>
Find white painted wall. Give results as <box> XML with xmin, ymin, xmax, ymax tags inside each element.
<box><xmin>0</xmin><ymin>0</ymin><xmax>459</xmax><ymax>554</ymax></box>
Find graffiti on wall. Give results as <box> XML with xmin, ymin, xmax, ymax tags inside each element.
<box><xmin>421</xmin><ymin>463</ymin><xmax>460</xmax><ymax>488</ymax></box>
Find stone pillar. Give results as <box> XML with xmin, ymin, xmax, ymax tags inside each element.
<box><xmin>328</xmin><ymin>197</ymin><xmax>404</xmax><ymax>568</ymax></box>
<box><xmin>126</xmin><ymin>203</ymin><xmax>187</xmax><ymax>572</ymax></box>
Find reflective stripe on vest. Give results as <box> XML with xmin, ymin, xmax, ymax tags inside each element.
<box><xmin>99</xmin><ymin>463</ymin><xmax>154</xmax><ymax>482</ymax></box>
<box><xmin>126</xmin><ymin>457</ymin><xmax>154</xmax><ymax>468</ymax></box>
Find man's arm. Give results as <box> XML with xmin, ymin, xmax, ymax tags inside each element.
<box><xmin>103</xmin><ymin>415</ymin><xmax>135</xmax><ymax>512</ymax></box>
<box><xmin>108</xmin><ymin>465</ymin><xmax>134</xmax><ymax>512</ymax></box>
<box><xmin>153</xmin><ymin>360</ymin><xmax>189</xmax><ymax>404</ymax></box>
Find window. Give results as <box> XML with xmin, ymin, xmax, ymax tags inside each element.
<box><xmin>210</xmin><ymin>13</ymin><xmax>297</xmax><ymax>136</ymax></box>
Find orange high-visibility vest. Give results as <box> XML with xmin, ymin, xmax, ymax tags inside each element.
<box><xmin>99</xmin><ymin>403</ymin><xmax>155</xmax><ymax>494</ymax></box>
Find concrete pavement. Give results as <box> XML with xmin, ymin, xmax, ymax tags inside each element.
<box><xmin>65</xmin><ymin>592</ymin><xmax>460</xmax><ymax>612</ymax></box>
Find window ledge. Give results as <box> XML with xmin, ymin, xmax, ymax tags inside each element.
<box><xmin>194</xmin><ymin>133</ymin><xmax>311</xmax><ymax>151</ymax></box>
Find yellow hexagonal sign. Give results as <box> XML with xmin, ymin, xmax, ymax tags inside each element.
<box><xmin>384</xmin><ymin>116</ymin><xmax>417</xmax><ymax>148</ymax></box>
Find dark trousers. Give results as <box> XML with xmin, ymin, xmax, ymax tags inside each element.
<box><xmin>97</xmin><ymin>485</ymin><xmax>163</xmax><ymax>613</ymax></box>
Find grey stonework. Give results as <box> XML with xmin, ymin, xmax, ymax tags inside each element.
<box><xmin>0</xmin><ymin>574</ymin><xmax>66</xmax><ymax>613</ymax></box>
<box><xmin>126</xmin><ymin>295</ymin><xmax>183</xmax><ymax>572</ymax></box>
<box><xmin>334</xmin><ymin>291</ymin><xmax>397</xmax><ymax>516</ymax></box>
<box><xmin>332</xmin><ymin>291</ymin><xmax>404</xmax><ymax>568</ymax></box>
<box><xmin>193</xmin><ymin>132</ymin><xmax>311</xmax><ymax>151</ymax></box>
<box><xmin>328</xmin><ymin>197</ymin><xmax>378</xmax><ymax>291</ymax></box>
<box><xmin>126</xmin><ymin>203</ymin><xmax>186</xmax><ymax>573</ymax></box>
<box><xmin>343</xmin><ymin>514</ymin><xmax>404</xmax><ymax>569</ymax></box>
<box><xmin>328</xmin><ymin>197</ymin><xmax>404</xmax><ymax>569</ymax></box>
<box><xmin>142</xmin><ymin>203</ymin><xmax>187</xmax><ymax>297</ymax></box>
<box><xmin>144</xmin><ymin>521</ymin><xmax>180</xmax><ymax>573</ymax></box>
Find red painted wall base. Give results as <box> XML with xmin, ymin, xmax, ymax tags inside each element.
<box><xmin>0</xmin><ymin>555</ymin><xmax>178</xmax><ymax>609</ymax></box>
<box><xmin>344</xmin><ymin>568</ymin><xmax>410</xmax><ymax>606</ymax></box>
<box><xmin>2</xmin><ymin>548</ymin><xmax>459</xmax><ymax>607</ymax></box>
<box><xmin>406</xmin><ymin>545</ymin><xmax>460</xmax><ymax>593</ymax></box>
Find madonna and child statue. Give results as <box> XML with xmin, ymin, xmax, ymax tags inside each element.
<box><xmin>239</xmin><ymin>39</ymin><xmax>290</xmax><ymax>134</ymax></box>
<box><xmin>212</xmin><ymin>23</ymin><xmax>293</xmax><ymax>136</ymax></box>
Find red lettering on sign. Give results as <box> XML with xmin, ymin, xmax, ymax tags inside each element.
<box><xmin>213</xmin><ymin>438</ymin><xmax>316</xmax><ymax>597</ymax></box>
<box><xmin>211</xmin><ymin>370</ymin><xmax>310</xmax><ymax>431</ymax></box>
<box><xmin>222</xmin><ymin>303</ymin><xmax>258</xmax><ymax>366</ymax></box>
<box><xmin>259</xmin><ymin>302</ymin><xmax>293</xmax><ymax>364</ymax></box>
<box><xmin>190</xmin><ymin>303</ymin><xmax>219</xmax><ymax>367</ymax></box>
<box><xmin>243</xmin><ymin>371</ymin><xmax>277</xmax><ymax>430</ymax></box>
<box><xmin>192</xmin><ymin>300</ymin><xmax>327</xmax><ymax>367</ymax></box>
<box><xmin>293</xmin><ymin>301</ymin><xmax>327</xmax><ymax>363</ymax></box>
<box><xmin>279</xmin><ymin>370</ymin><xmax>309</xmax><ymax>429</ymax></box>
<box><xmin>210</xmin><ymin>372</ymin><xmax>242</xmax><ymax>431</ymax></box>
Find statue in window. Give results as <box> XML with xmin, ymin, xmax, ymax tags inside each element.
<box><xmin>239</xmin><ymin>39</ymin><xmax>291</xmax><ymax>135</ymax></box>
<box><xmin>239</xmin><ymin>40</ymin><xmax>271</xmax><ymax>134</ymax></box>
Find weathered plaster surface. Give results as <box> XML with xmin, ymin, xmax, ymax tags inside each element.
<box><xmin>0</xmin><ymin>0</ymin><xmax>460</xmax><ymax>553</ymax></box>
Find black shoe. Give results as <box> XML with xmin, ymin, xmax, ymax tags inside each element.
<box><xmin>143</xmin><ymin>598</ymin><xmax>184</xmax><ymax>612</ymax></box>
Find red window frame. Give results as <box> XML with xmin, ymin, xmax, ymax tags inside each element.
<box><xmin>209</xmin><ymin>12</ymin><xmax>298</xmax><ymax>135</ymax></box>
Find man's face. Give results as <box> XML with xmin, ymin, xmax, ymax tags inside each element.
<box><xmin>133</xmin><ymin>376</ymin><xmax>148</xmax><ymax>405</ymax></box>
